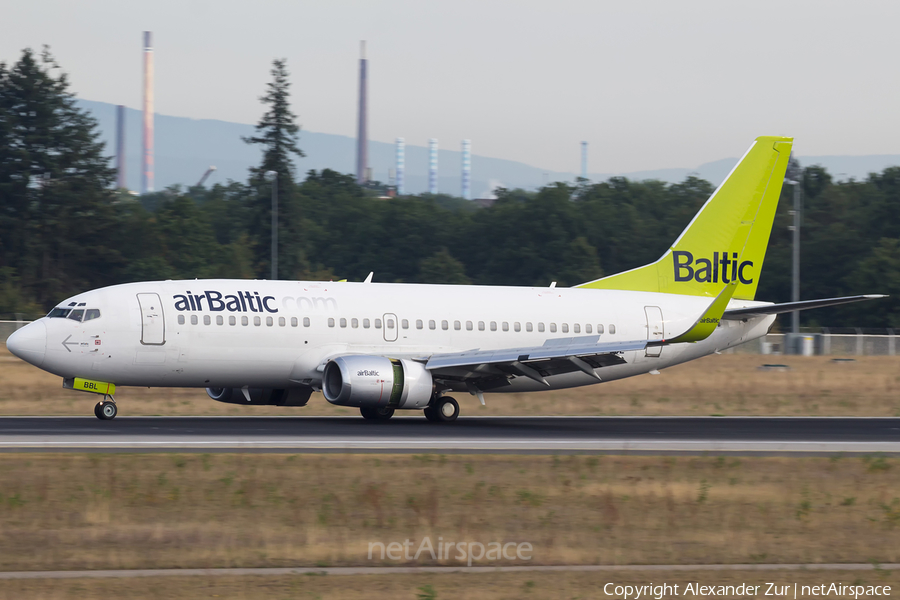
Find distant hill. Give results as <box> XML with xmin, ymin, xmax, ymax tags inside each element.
<box><xmin>77</xmin><ymin>99</ymin><xmax>900</xmax><ymax>195</ymax></box>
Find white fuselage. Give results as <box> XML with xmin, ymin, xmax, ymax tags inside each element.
<box><xmin>20</xmin><ymin>279</ymin><xmax>775</xmax><ymax>397</ymax></box>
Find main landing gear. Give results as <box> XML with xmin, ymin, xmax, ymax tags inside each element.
<box><xmin>424</xmin><ymin>396</ymin><xmax>459</xmax><ymax>423</ymax></box>
<box><xmin>360</xmin><ymin>406</ymin><xmax>395</xmax><ymax>421</ymax></box>
<box><xmin>94</xmin><ymin>396</ymin><xmax>117</xmax><ymax>420</ymax></box>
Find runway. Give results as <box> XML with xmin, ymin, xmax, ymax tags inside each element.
<box><xmin>1</xmin><ymin>416</ymin><xmax>899</xmax><ymax>454</ymax></box>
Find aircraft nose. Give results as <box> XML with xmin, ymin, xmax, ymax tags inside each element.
<box><xmin>6</xmin><ymin>321</ymin><xmax>46</xmax><ymax>367</ymax></box>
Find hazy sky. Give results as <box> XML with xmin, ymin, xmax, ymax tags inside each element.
<box><xmin>4</xmin><ymin>0</ymin><xmax>900</xmax><ymax>173</ymax></box>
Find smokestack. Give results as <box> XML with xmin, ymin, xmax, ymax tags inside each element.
<box><xmin>461</xmin><ymin>139</ymin><xmax>471</xmax><ymax>200</ymax></box>
<box><xmin>580</xmin><ymin>141</ymin><xmax>588</xmax><ymax>180</ymax></box>
<box><xmin>356</xmin><ymin>41</ymin><xmax>368</xmax><ymax>184</ymax></box>
<box><xmin>428</xmin><ymin>139</ymin><xmax>438</xmax><ymax>194</ymax></box>
<box><xmin>395</xmin><ymin>137</ymin><xmax>405</xmax><ymax>195</ymax></box>
<box><xmin>116</xmin><ymin>105</ymin><xmax>126</xmax><ymax>189</ymax></box>
<box><xmin>142</xmin><ymin>32</ymin><xmax>154</xmax><ymax>194</ymax></box>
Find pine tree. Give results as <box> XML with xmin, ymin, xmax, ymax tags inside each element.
<box><xmin>0</xmin><ymin>47</ymin><xmax>116</xmax><ymax>307</ymax></box>
<box><xmin>243</xmin><ymin>59</ymin><xmax>305</xmax><ymax>278</ymax></box>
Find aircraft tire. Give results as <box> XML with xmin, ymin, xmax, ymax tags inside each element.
<box><xmin>97</xmin><ymin>400</ymin><xmax>117</xmax><ymax>421</ymax></box>
<box><xmin>434</xmin><ymin>396</ymin><xmax>459</xmax><ymax>422</ymax></box>
<box><xmin>423</xmin><ymin>405</ymin><xmax>441</xmax><ymax>422</ymax></box>
<box><xmin>93</xmin><ymin>403</ymin><xmax>102</xmax><ymax>420</ymax></box>
<box><xmin>360</xmin><ymin>406</ymin><xmax>394</xmax><ymax>421</ymax></box>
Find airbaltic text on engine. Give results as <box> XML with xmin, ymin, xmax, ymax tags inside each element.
<box><xmin>673</xmin><ymin>251</ymin><xmax>754</xmax><ymax>284</ymax></box>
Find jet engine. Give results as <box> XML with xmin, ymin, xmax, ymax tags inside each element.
<box><xmin>206</xmin><ymin>387</ymin><xmax>312</xmax><ymax>406</ymax></box>
<box><xmin>322</xmin><ymin>355</ymin><xmax>433</xmax><ymax>409</ymax></box>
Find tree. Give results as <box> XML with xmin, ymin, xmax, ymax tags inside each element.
<box><xmin>0</xmin><ymin>47</ymin><xmax>116</xmax><ymax>306</ymax></box>
<box><xmin>243</xmin><ymin>59</ymin><xmax>305</xmax><ymax>278</ymax></box>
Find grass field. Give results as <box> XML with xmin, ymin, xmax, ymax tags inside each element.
<box><xmin>0</xmin><ymin>453</ymin><xmax>898</xmax><ymax>572</ymax></box>
<box><xmin>2</xmin><ymin>570</ymin><xmax>898</xmax><ymax>600</ymax></box>
<box><xmin>1</xmin><ymin>347</ymin><xmax>899</xmax><ymax>417</ymax></box>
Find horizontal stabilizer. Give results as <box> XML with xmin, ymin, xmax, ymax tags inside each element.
<box><xmin>722</xmin><ymin>294</ymin><xmax>888</xmax><ymax>319</ymax></box>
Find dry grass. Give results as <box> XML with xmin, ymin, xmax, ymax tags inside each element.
<box><xmin>1</xmin><ymin>570</ymin><xmax>898</xmax><ymax>600</ymax></box>
<box><xmin>0</xmin><ymin>454</ymin><xmax>898</xmax><ymax>572</ymax></box>
<box><xmin>1</xmin><ymin>346</ymin><xmax>899</xmax><ymax>417</ymax></box>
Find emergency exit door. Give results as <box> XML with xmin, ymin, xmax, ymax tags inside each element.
<box><xmin>644</xmin><ymin>306</ymin><xmax>664</xmax><ymax>357</ymax></box>
<box><xmin>137</xmin><ymin>293</ymin><xmax>166</xmax><ymax>345</ymax></box>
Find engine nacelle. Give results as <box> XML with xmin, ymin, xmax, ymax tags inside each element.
<box><xmin>206</xmin><ymin>387</ymin><xmax>312</xmax><ymax>406</ymax></box>
<box><xmin>322</xmin><ymin>355</ymin><xmax>433</xmax><ymax>409</ymax></box>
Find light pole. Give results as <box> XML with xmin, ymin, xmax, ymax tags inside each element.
<box><xmin>265</xmin><ymin>171</ymin><xmax>278</xmax><ymax>280</ymax></box>
<box><xmin>784</xmin><ymin>177</ymin><xmax>802</xmax><ymax>338</ymax></box>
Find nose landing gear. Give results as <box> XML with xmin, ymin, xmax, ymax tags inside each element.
<box><xmin>94</xmin><ymin>396</ymin><xmax>117</xmax><ymax>420</ymax></box>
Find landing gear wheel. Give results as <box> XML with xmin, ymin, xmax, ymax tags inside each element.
<box><xmin>95</xmin><ymin>399</ymin><xmax>117</xmax><ymax>421</ymax></box>
<box><xmin>427</xmin><ymin>396</ymin><xmax>459</xmax><ymax>423</ymax></box>
<box><xmin>360</xmin><ymin>406</ymin><xmax>395</xmax><ymax>421</ymax></box>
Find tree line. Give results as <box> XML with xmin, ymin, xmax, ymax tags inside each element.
<box><xmin>1</xmin><ymin>48</ymin><xmax>897</xmax><ymax>328</ymax></box>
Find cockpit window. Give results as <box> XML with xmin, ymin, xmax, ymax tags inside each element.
<box><xmin>83</xmin><ymin>309</ymin><xmax>101</xmax><ymax>322</ymax></box>
<box><xmin>48</xmin><ymin>307</ymin><xmax>71</xmax><ymax>318</ymax></box>
<box><xmin>67</xmin><ymin>309</ymin><xmax>85</xmax><ymax>322</ymax></box>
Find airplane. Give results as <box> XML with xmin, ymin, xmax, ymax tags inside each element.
<box><xmin>5</xmin><ymin>136</ymin><xmax>887</xmax><ymax>422</ymax></box>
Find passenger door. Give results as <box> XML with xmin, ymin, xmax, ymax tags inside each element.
<box><xmin>137</xmin><ymin>293</ymin><xmax>166</xmax><ymax>345</ymax></box>
<box><xmin>644</xmin><ymin>306</ymin><xmax>663</xmax><ymax>357</ymax></box>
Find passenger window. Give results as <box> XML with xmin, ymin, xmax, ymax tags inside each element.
<box><xmin>178</xmin><ymin>315</ymin><xmax>185</xmax><ymax>325</ymax></box>
<box><xmin>454</xmin><ymin>320</ymin><xmax>461</xmax><ymax>331</ymax></box>
<box><xmin>363</xmin><ymin>318</ymin><xmax>371</xmax><ymax>329</ymax></box>
<box><xmin>254</xmin><ymin>316</ymin><xmax>261</xmax><ymax>326</ymax></box>
<box><xmin>303</xmin><ymin>317</ymin><xmax>310</xmax><ymax>327</ymax></box>
<box><xmin>416</xmin><ymin>319</ymin><xmax>424</xmax><ymax>330</ymax></box>
<box><xmin>441</xmin><ymin>320</ymin><xmax>448</xmax><ymax>330</ymax></box>
<box><xmin>585</xmin><ymin>324</ymin><xmax>592</xmax><ymax>334</ymax></box>
<box><xmin>68</xmin><ymin>309</ymin><xmax>84</xmax><ymax>322</ymax></box>
<box><xmin>597</xmin><ymin>324</ymin><xmax>604</xmax><ymax>334</ymax></box>
<box><xmin>278</xmin><ymin>317</ymin><xmax>285</xmax><ymax>327</ymax></box>
<box><xmin>573</xmin><ymin>324</ymin><xmax>580</xmax><ymax>334</ymax></box>
<box><xmin>84</xmin><ymin>309</ymin><xmax>101</xmax><ymax>321</ymax></box>
<box><xmin>550</xmin><ymin>323</ymin><xmax>557</xmax><ymax>333</ymax></box>
<box><xmin>478</xmin><ymin>321</ymin><xmax>485</xmax><ymax>331</ymax></box>
<box><xmin>402</xmin><ymin>319</ymin><xmax>409</xmax><ymax>329</ymax></box>
<box><xmin>340</xmin><ymin>318</ymin><xmax>347</xmax><ymax>328</ymax></box>
<box><xmin>387</xmin><ymin>318</ymin><xmax>395</xmax><ymax>329</ymax></box>
<box><xmin>429</xmin><ymin>320</ymin><xmax>436</xmax><ymax>330</ymax></box>
<box><xmin>352</xmin><ymin>318</ymin><xmax>359</xmax><ymax>328</ymax></box>
<box><xmin>538</xmin><ymin>323</ymin><xmax>545</xmax><ymax>332</ymax></box>
<box><xmin>502</xmin><ymin>322</ymin><xmax>509</xmax><ymax>332</ymax></box>
<box><xmin>203</xmin><ymin>315</ymin><xmax>211</xmax><ymax>325</ymax></box>
<box><xmin>191</xmin><ymin>315</ymin><xmax>198</xmax><ymax>325</ymax></box>
<box><xmin>466</xmin><ymin>321</ymin><xmax>473</xmax><ymax>331</ymax></box>
<box><xmin>266</xmin><ymin>316</ymin><xmax>273</xmax><ymax>327</ymax></box>
<box><xmin>328</xmin><ymin>318</ymin><xmax>335</xmax><ymax>327</ymax></box>
<box><xmin>230</xmin><ymin>316</ymin><xmax>236</xmax><ymax>326</ymax></box>
<box><xmin>514</xmin><ymin>322</ymin><xmax>521</xmax><ymax>332</ymax></box>
<box><xmin>490</xmin><ymin>321</ymin><xmax>497</xmax><ymax>331</ymax></box>
<box><xmin>242</xmin><ymin>316</ymin><xmax>249</xmax><ymax>326</ymax></box>
<box><xmin>561</xmin><ymin>323</ymin><xmax>568</xmax><ymax>333</ymax></box>
<box><xmin>216</xmin><ymin>315</ymin><xmax>223</xmax><ymax>325</ymax></box>
<box><xmin>291</xmin><ymin>317</ymin><xmax>298</xmax><ymax>327</ymax></box>
<box><xmin>609</xmin><ymin>324</ymin><xmax>616</xmax><ymax>334</ymax></box>
<box><xmin>375</xmin><ymin>319</ymin><xmax>382</xmax><ymax>329</ymax></box>
<box><xmin>526</xmin><ymin>322</ymin><xmax>533</xmax><ymax>332</ymax></box>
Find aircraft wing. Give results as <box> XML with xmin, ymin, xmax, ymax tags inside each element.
<box><xmin>424</xmin><ymin>336</ymin><xmax>647</xmax><ymax>391</ymax></box>
<box><xmin>722</xmin><ymin>294</ymin><xmax>887</xmax><ymax>319</ymax></box>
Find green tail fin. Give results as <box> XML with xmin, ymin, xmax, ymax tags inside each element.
<box><xmin>578</xmin><ymin>136</ymin><xmax>793</xmax><ymax>300</ymax></box>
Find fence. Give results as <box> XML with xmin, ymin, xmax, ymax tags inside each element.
<box><xmin>2</xmin><ymin>321</ymin><xmax>897</xmax><ymax>356</ymax></box>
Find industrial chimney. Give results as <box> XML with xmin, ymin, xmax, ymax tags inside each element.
<box><xmin>461</xmin><ymin>139</ymin><xmax>471</xmax><ymax>200</ymax></box>
<box><xmin>142</xmin><ymin>32</ymin><xmax>154</xmax><ymax>194</ymax></box>
<box><xmin>580</xmin><ymin>141</ymin><xmax>588</xmax><ymax>181</ymax></box>
<box><xmin>116</xmin><ymin>105</ymin><xmax>126</xmax><ymax>189</ymax></box>
<box><xmin>428</xmin><ymin>139</ymin><xmax>438</xmax><ymax>194</ymax></box>
<box><xmin>356</xmin><ymin>41</ymin><xmax>368</xmax><ymax>184</ymax></box>
<box><xmin>395</xmin><ymin>137</ymin><xmax>405</xmax><ymax>195</ymax></box>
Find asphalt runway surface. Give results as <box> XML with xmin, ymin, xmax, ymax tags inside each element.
<box><xmin>1</xmin><ymin>416</ymin><xmax>899</xmax><ymax>454</ymax></box>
